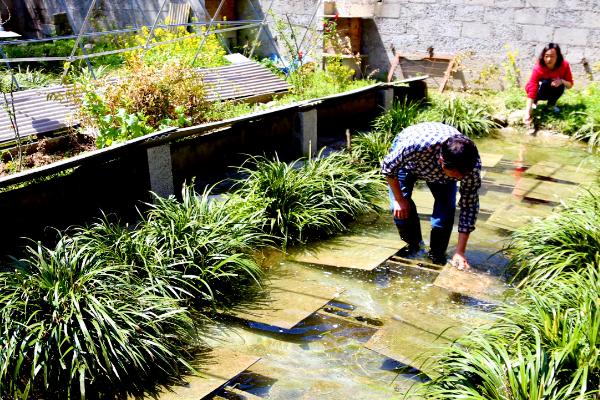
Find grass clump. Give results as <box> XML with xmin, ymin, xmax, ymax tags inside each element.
<box><xmin>235</xmin><ymin>150</ymin><xmax>384</xmax><ymax>246</ymax></box>
<box><xmin>419</xmin><ymin>94</ymin><xmax>499</xmax><ymax>138</ymax></box>
<box><xmin>141</xmin><ymin>185</ymin><xmax>267</xmax><ymax>307</ymax></box>
<box><xmin>0</xmin><ymin>238</ymin><xmax>195</xmax><ymax>399</ymax></box>
<box><xmin>507</xmin><ymin>189</ymin><xmax>600</xmax><ymax>286</ymax></box>
<box><xmin>423</xmin><ymin>190</ymin><xmax>600</xmax><ymax>399</ymax></box>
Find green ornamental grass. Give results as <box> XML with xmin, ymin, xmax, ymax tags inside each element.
<box><xmin>141</xmin><ymin>185</ymin><xmax>266</xmax><ymax>306</ymax></box>
<box><xmin>235</xmin><ymin>150</ymin><xmax>384</xmax><ymax>246</ymax></box>
<box><xmin>507</xmin><ymin>190</ymin><xmax>600</xmax><ymax>286</ymax></box>
<box><xmin>0</xmin><ymin>237</ymin><xmax>195</xmax><ymax>399</ymax></box>
<box><xmin>424</xmin><ymin>190</ymin><xmax>600</xmax><ymax>399</ymax></box>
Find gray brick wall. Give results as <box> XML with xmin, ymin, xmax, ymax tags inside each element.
<box><xmin>260</xmin><ymin>0</ymin><xmax>600</xmax><ymax>85</ymax></box>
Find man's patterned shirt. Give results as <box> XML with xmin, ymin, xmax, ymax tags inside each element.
<box><xmin>380</xmin><ymin>122</ymin><xmax>482</xmax><ymax>233</ymax></box>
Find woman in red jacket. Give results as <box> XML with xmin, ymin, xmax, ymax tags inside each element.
<box><xmin>523</xmin><ymin>43</ymin><xmax>573</xmax><ymax>125</ymax></box>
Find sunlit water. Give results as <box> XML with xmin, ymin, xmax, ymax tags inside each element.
<box><xmin>200</xmin><ymin>131</ymin><xmax>599</xmax><ymax>400</ymax></box>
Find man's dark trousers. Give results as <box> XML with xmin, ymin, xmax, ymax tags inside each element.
<box><xmin>389</xmin><ymin>169</ymin><xmax>456</xmax><ymax>259</ymax></box>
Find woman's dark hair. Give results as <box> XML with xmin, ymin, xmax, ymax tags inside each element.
<box><xmin>441</xmin><ymin>135</ymin><xmax>479</xmax><ymax>175</ymax></box>
<box><xmin>538</xmin><ymin>43</ymin><xmax>564</xmax><ymax>69</ymax></box>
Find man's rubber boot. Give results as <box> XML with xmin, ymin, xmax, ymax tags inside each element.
<box><xmin>395</xmin><ymin>223</ymin><xmax>423</xmax><ymax>258</ymax></box>
<box><xmin>428</xmin><ymin>227</ymin><xmax>452</xmax><ymax>265</ymax></box>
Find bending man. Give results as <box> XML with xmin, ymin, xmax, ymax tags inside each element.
<box><xmin>381</xmin><ymin>122</ymin><xmax>481</xmax><ymax>270</ymax></box>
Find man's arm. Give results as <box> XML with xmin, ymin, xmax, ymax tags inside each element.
<box><xmin>386</xmin><ymin>175</ymin><xmax>410</xmax><ymax>220</ymax></box>
<box><xmin>454</xmin><ymin>168</ymin><xmax>481</xmax><ymax>270</ymax></box>
<box><xmin>452</xmin><ymin>232</ymin><xmax>471</xmax><ymax>270</ymax></box>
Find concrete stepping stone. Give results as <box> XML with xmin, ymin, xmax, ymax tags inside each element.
<box><xmin>486</xmin><ymin>202</ymin><xmax>552</xmax><ymax>231</ymax></box>
<box><xmin>289</xmin><ymin>233</ymin><xmax>402</xmax><ymax>271</ymax></box>
<box><xmin>526</xmin><ymin>161</ymin><xmax>596</xmax><ymax>184</ymax></box>
<box><xmin>229</xmin><ymin>277</ymin><xmax>344</xmax><ymax>330</ymax></box>
<box><xmin>512</xmin><ymin>176</ymin><xmax>578</xmax><ymax>202</ymax></box>
<box><xmin>479</xmin><ymin>152</ymin><xmax>503</xmax><ymax>168</ymax></box>
<box><xmin>433</xmin><ymin>265</ymin><xmax>506</xmax><ymax>303</ymax></box>
<box><xmin>158</xmin><ymin>348</ymin><xmax>260</xmax><ymax>400</ymax></box>
<box><xmin>364</xmin><ymin>318</ymin><xmax>451</xmax><ymax>379</ymax></box>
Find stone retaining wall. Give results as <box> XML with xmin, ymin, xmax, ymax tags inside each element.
<box><xmin>259</xmin><ymin>0</ymin><xmax>600</xmax><ymax>87</ymax></box>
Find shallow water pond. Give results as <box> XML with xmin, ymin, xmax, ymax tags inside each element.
<box><xmin>198</xmin><ymin>131</ymin><xmax>599</xmax><ymax>399</ymax></box>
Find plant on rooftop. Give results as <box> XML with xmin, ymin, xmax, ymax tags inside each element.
<box><xmin>0</xmin><ymin>237</ymin><xmax>195</xmax><ymax>399</ymax></box>
<box><xmin>127</xmin><ymin>22</ymin><xmax>228</xmax><ymax>68</ymax></box>
<box><xmin>235</xmin><ymin>150</ymin><xmax>383</xmax><ymax>246</ymax></box>
<box><xmin>78</xmin><ymin>57</ymin><xmax>208</xmax><ymax>148</ymax></box>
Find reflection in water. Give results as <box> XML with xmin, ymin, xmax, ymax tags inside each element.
<box><xmin>205</xmin><ymin>132</ymin><xmax>599</xmax><ymax>400</ymax></box>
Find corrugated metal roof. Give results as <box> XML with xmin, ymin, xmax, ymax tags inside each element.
<box><xmin>0</xmin><ymin>60</ymin><xmax>290</xmax><ymax>145</ymax></box>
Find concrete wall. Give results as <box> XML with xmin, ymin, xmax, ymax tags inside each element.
<box><xmin>258</xmin><ymin>0</ymin><xmax>600</xmax><ymax>85</ymax></box>
<box><xmin>0</xmin><ymin>82</ymin><xmax>421</xmax><ymax>256</ymax></box>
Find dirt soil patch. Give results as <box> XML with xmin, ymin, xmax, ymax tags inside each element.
<box><xmin>0</xmin><ymin>134</ymin><xmax>96</xmax><ymax>177</ymax></box>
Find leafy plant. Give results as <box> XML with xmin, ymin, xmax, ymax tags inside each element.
<box><xmin>502</xmin><ymin>44</ymin><xmax>521</xmax><ymax>89</ymax></box>
<box><xmin>127</xmin><ymin>22</ymin><xmax>228</xmax><ymax>68</ymax></box>
<box><xmin>78</xmin><ymin>58</ymin><xmax>209</xmax><ymax>148</ymax></box>
<box><xmin>373</xmin><ymin>99</ymin><xmax>422</xmax><ymax>135</ymax></box>
<box><xmin>0</xmin><ymin>237</ymin><xmax>195</xmax><ymax>399</ymax></box>
<box><xmin>574</xmin><ymin>111</ymin><xmax>600</xmax><ymax>152</ymax></box>
<box><xmin>235</xmin><ymin>150</ymin><xmax>383</xmax><ymax>246</ymax></box>
<box><xmin>0</xmin><ymin>74</ymin><xmax>22</xmax><ymax>171</ymax></box>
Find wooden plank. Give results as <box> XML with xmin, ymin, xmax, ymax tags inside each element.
<box><xmin>479</xmin><ymin>152</ymin><xmax>503</xmax><ymax>168</ymax></box>
<box><xmin>438</xmin><ymin>58</ymin><xmax>455</xmax><ymax>93</ymax></box>
<box><xmin>157</xmin><ymin>348</ymin><xmax>260</xmax><ymax>400</ymax></box>
<box><xmin>433</xmin><ymin>265</ymin><xmax>506</xmax><ymax>303</ymax></box>
<box><xmin>228</xmin><ymin>277</ymin><xmax>344</xmax><ymax>330</ymax></box>
<box><xmin>289</xmin><ymin>233</ymin><xmax>402</xmax><ymax>271</ymax></box>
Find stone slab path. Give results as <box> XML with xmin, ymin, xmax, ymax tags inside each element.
<box><xmin>229</xmin><ymin>276</ymin><xmax>344</xmax><ymax>330</ymax></box>
<box><xmin>289</xmin><ymin>233</ymin><xmax>401</xmax><ymax>271</ymax></box>
<box><xmin>158</xmin><ymin>348</ymin><xmax>260</xmax><ymax>400</ymax></box>
<box><xmin>526</xmin><ymin>161</ymin><xmax>595</xmax><ymax>185</ymax></box>
<box><xmin>479</xmin><ymin>152</ymin><xmax>503</xmax><ymax>168</ymax></box>
<box><xmin>433</xmin><ymin>265</ymin><xmax>506</xmax><ymax>303</ymax></box>
<box><xmin>486</xmin><ymin>202</ymin><xmax>553</xmax><ymax>231</ymax></box>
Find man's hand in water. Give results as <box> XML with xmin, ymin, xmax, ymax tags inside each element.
<box><xmin>451</xmin><ymin>253</ymin><xmax>471</xmax><ymax>271</ymax></box>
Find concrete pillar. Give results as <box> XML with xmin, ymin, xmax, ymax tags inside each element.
<box><xmin>378</xmin><ymin>87</ymin><xmax>394</xmax><ymax>112</ymax></box>
<box><xmin>294</xmin><ymin>108</ymin><xmax>318</xmax><ymax>157</ymax></box>
<box><xmin>147</xmin><ymin>144</ymin><xmax>174</xmax><ymax>198</ymax></box>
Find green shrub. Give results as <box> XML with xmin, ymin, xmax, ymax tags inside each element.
<box><xmin>350</xmin><ymin>129</ymin><xmax>394</xmax><ymax>170</ymax></box>
<box><xmin>235</xmin><ymin>150</ymin><xmax>383</xmax><ymax>246</ymax></box>
<box><xmin>372</xmin><ymin>99</ymin><xmax>422</xmax><ymax>135</ymax></box>
<box><xmin>423</xmin><ymin>263</ymin><xmax>599</xmax><ymax>399</ymax></box>
<box><xmin>78</xmin><ymin>59</ymin><xmax>208</xmax><ymax>148</ymax></box>
<box><xmin>0</xmin><ymin>238</ymin><xmax>195</xmax><ymax>399</ymax></box>
<box><xmin>424</xmin><ymin>190</ymin><xmax>600</xmax><ymax>399</ymax></box>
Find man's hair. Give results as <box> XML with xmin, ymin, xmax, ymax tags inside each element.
<box><xmin>538</xmin><ymin>43</ymin><xmax>564</xmax><ymax>69</ymax></box>
<box><xmin>441</xmin><ymin>135</ymin><xmax>479</xmax><ymax>175</ymax></box>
